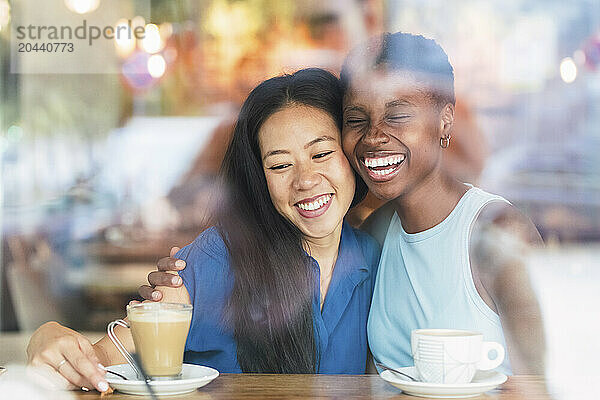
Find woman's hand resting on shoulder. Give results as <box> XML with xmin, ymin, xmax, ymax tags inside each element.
<box><xmin>27</xmin><ymin>321</ymin><xmax>109</xmax><ymax>392</ymax></box>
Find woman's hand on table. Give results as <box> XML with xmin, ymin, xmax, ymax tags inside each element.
<box><xmin>139</xmin><ymin>246</ymin><xmax>185</xmax><ymax>301</ymax></box>
<box><xmin>27</xmin><ymin>321</ymin><xmax>109</xmax><ymax>392</ymax></box>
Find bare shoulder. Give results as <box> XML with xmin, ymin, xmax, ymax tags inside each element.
<box><xmin>360</xmin><ymin>201</ymin><xmax>396</xmax><ymax>246</ymax></box>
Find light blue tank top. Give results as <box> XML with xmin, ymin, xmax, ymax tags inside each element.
<box><xmin>367</xmin><ymin>186</ymin><xmax>513</xmax><ymax>375</ymax></box>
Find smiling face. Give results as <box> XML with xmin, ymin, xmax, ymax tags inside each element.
<box><xmin>259</xmin><ymin>104</ymin><xmax>356</xmax><ymax>240</ymax></box>
<box><xmin>342</xmin><ymin>69</ymin><xmax>454</xmax><ymax>201</ymax></box>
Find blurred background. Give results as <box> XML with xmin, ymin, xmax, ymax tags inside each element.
<box><xmin>0</xmin><ymin>0</ymin><xmax>598</xmax><ymax>398</ymax></box>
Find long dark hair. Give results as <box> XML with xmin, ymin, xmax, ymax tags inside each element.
<box><xmin>218</xmin><ymin>68</ymin><xmax>366</xmax><ymax>373</ymax></box>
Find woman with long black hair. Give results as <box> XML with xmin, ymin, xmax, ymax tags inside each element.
<box><xmin>27</xmin><ymin>68</ymin><xmax>380</xmax><ymax>392</ymax></box>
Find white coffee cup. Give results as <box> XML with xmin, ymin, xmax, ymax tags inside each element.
<box><xmin>411</xmin><ymin>329</ymin><xmax>505</xmax><ymax>384</ymax></box>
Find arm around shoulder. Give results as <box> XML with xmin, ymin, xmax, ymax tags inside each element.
<box><xmin>359</xmin><ymin>201</ymin><xmax>395</xmax><ymax>246</ymax></box>
<box><xmin>469</xmin><ymin>201</ymin><xmax>546</xmax><ymax>374</ymax></box>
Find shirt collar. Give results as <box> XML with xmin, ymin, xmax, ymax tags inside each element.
<box><xmin>318</xmin><ymin>220</ymin><xmax>370</xmax><ymax>336</ymax></box>
<box><xmin>304</xmin><ymin>220</ymin><xmax>371</xmax><ymax>279</ymax></box>
<box><xmin>334</xmin><ymin>220</ymin><xmax>370</xmax><ymax>283</ymax></box>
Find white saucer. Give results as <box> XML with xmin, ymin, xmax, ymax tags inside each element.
<box><xmin>105</xmin><ymin>363</ymin><xmax>219</xmax><ymax>396</ymax></box>
<box><xmin>380</xmin><ymin>366</ymin><xmax>507</xmax><ymax>398</ymax></box>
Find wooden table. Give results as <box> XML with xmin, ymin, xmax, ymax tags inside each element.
<box><xmin>71</xmin><ymin>374</ymin><xmax>550</xmax><ymax>399</ymax></box>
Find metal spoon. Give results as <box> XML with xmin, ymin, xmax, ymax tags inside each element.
<box><xmin>131</xmin><ymin>353</ymin><xmax>158</xmax><ymax>400</ymax></box>
<box><xmin>375</xmin><ymin>362</ymin><xmax>418</xmax><ymax>382</ymax></box>
<box><xmin>105</xmin><ymin>369</ymin><xmax>128</xmax><ymax>380</ymax></box>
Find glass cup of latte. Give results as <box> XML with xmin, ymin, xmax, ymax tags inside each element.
<box><xmin>108</xmin><ymin>302</ymin><xmax>193</xmax><ymax>379</ymax></box>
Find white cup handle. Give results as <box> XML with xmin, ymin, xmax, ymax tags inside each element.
<box><xmin>477</xmin><ymin>341</ymin><xmax>505</xmax><ymax>371</ymax></box>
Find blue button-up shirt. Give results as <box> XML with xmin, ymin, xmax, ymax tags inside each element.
<box><xmin>177</xmin><ymin>221</ymin><xmax>380</xmax><ymax>373</ymax></box>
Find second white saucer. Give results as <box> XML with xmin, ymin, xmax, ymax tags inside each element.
<box><xmin>380</xmin><ymin>366</ymin><xmax>507</xmax><ymax>398</ymax></box>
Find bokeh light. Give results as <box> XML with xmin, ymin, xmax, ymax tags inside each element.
<box><xmin>0</xmin><ymin>0</ymin><xmax>10</xmax><ymax>31</ymax></box>
<box><xmin>142</xmin><ymin>24</ymin><xmax>164</xmax><ymax>54</ymax></box>
<box><xmin>64</xmin><ymin>0</ymin><xmax>100</xmax><ymax>15</ymax></box>
<box><xmin>114</xmin><ymin>19</ymin><xmax>136</xmax><ymax>58</ymax></box>
<box><xmin>560</xmin><ymin>57</ymin><xmax>577</xmax><ymax>83</ymax></box>
<box><xmin>147</xmin><ymin>54</ymin><xmax>166</xmax><ymax>78</ymax></box>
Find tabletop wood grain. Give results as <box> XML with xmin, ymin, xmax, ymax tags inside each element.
<box><xmin>72</xmin><ymin>374</ymin><xmax>551</xmax><ymax>400</ymax></box>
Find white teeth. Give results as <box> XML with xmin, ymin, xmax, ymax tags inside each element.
<box><xmin>363</xmin><ymin>155</ymin><xmax>405</xmax><ymax>169</ymax></box>
<box><xmin>297</xmin><ymin>194</ymin><xmax>332</xmax><ymax>211</ymax></box>
<box><xmin>371</xmin><ymin>168</ymin><xmax>395</xmax><ymax>176</ymax></box>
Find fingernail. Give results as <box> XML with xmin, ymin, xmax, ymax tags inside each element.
<box><xmin>152</xmin><ymin>291</ymin><xmax>160</xmax><ymax>300</ymax></box>
<box><xmin>97</xmin><ymin>363</ymin><xmax>106</xmax><ymax>371</ymax></box>
<box><xmin>175</xmin><ymin>260</ymin><xmax>185</xmax><ymax>268</ymax></box>
<box><xmin>81</xmin><ymin>386</ymin><xmax>90</xmax><ymax>392</ymax></box>
<box><xmin>98</xmin><ymin>381</ymin><xmax>109</xmax><ymax>392</ymax></box>
<box><xmin>172</xmin><ymin>276</ymin><xmax>181</xmax><ymax>285</ymax></box>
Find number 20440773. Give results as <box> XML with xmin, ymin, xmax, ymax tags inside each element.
<box><xmin>17</xmin><ymin>42</ymin><xmax>74</xmax><ymax>52</ymax></box>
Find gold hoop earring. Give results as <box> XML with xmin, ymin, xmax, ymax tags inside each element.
<box><xmin>440</xmin><ymin>135</ymin><xmax>451</xmax><ymax>148</ymax></box>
